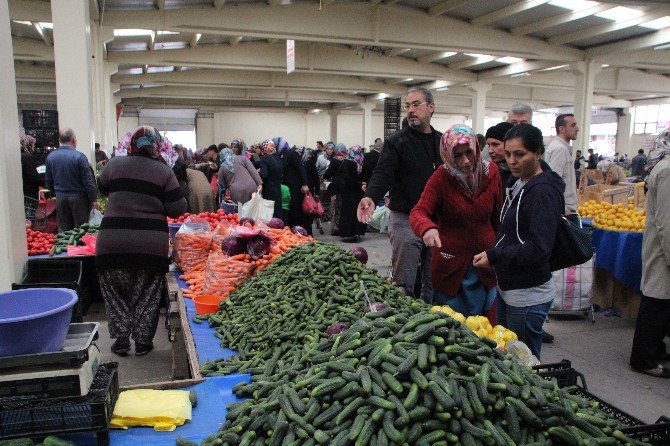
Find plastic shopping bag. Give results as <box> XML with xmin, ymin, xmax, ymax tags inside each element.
<box><xmin>238</xmin><ymin>192</ymin><xmax>274</xmax><ymax>223</ymax></box>
<box><xmin>551</xmin><ymin>256</ymin><xmax>594</xmax><ymax>312</ymax></box>
<box><xmin>67</xmin><ymin>233</ymin><xmax>97</xmax><ymax>256</ymax></box>
<box><xmin>369</xmin><ymin>205</ymin><xmax>391</xmax><ymax>233</ymax></box>
<box><xmin>174</xmin><ymin>216</ymin><xmax>212</xmax><ymax>271</ymax></box>
<box><xmin>302</xmin><ymin>192</ymin><xmax>324</xmax><ymax>217</ymax></box>
<box><xmin>89</xmin><ymin>209</ymin><xmax>103</xmax><ymax>225</ymax></box>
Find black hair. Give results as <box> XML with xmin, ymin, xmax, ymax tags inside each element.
<box><xmin>554</xmin><ymin>113</ymin><xmax>574</xmax><ymax>135</ymax></box>
<box><xmin>95</xmin><ymin>142</ymin><xmax>100</xmax><ymax>149</ymax></box>
<box><xmin>638</xmin><ymin>149</ymin><xmax>644</xmax><ymax>154</ymax></box>
<box><xmin>205</xmin><ymin>144</ymin><xmax>218</xmax><ymax>153</ymax></box>
<box><xmin>503</xmin><ymin>123</ymin><xmax>545</xmax><ymax>155</ymax></box>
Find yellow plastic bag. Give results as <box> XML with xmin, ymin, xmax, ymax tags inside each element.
<box><xmin>111</xmin><ymin>389</ymin><xmax>192</xmax><ymax>431</ymax></box>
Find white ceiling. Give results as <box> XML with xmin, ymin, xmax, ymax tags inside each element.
<box><xmin>8</xmin><ymin>0</ymin><xmax>670</xmax><ymax>115</ymax></box>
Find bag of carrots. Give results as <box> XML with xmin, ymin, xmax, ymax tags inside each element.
<box><xmin>203</xmin><ymin>251</ymin><xmax>254</xmax><ymax>297</ymax></box>
<box><xmin>211</xmin><ymin>220</ymin><xmax>234</xmax><ymax>252</ymax></box>
<box><xmin>174</xmin><ymin>217</ymin><xmax>213</xmax><ymax>272</ymax></box>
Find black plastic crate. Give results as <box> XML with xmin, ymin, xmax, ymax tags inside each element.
<box><xmin>12</xmin><ymin>259</ymin><xmax>84</xmax><ymax>322</ymax></box>
<box><xmin>536</xmin><ymin>360</ymin><xmax>670</xmax><ymax>445</ymax></box>
<box><xmin>0</xmin><ymin>362</ymin><xmax>119</xmax><ymax>446</ymax></box>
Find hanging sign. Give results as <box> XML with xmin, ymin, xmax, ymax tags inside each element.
<box><xmin>286</xmin><ymin>39</ymin><xmax>295</xmax><ymax>74</ymax></box>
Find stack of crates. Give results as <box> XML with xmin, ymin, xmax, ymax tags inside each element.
<box><xmin>384</xmin><ymin>97</ymin><xmax>402</xmax><ymax>138</ymax></box>
<box><xmin>12</xmin><ymin>259</ymin><xmax>84</xmax><ymax>323</ymax></box>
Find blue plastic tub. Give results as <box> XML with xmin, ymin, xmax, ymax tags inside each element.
<box><xmin>0</xmin><ymin>288</ymin><xmax>78</xmax><ymax>357</ymax></box>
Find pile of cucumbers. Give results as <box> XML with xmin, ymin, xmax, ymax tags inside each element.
<box><xmin>201</xmin><ymin>242</ymin><xmax>425</xmax><ymax>376</ymax></box>
<box><xmin>204</xmin><ymin>308</ymin><xmax>646</xmax><ymax>446</ymax></box>
<box><xmin>193</xmin><ymin>242</ymin><xmax>648</xmax><ymax>446</ymax></box>
<box><xmin>52</xmin><ymin>223</ymin><xmax>99</xmax><ymax>254</ymax></box>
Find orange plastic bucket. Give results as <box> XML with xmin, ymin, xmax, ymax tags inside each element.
<box><xmin>193</xmin><ymin>294</ymin><xmax>225</xmax><ymax>315</ymax></box>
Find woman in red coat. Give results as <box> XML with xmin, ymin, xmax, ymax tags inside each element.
<box><xmin>410</xmin><ymin>124</ymin><xmax>502</xmax><ymax>316</ymax></box>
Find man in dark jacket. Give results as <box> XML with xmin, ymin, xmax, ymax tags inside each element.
<box><xmin>587</xmin><ymin>148</ymin><xmax>598</xmax><ymax>169</ymax></box>
<box><xmin>631</xmin><ymin>149</ymin><xmax>647</xmax><ymax>178</ymax></box>
<box><xmin>357</xmin><ymin>87</ymin><xmax>442</xmax><ymax>303</ymax></box>
<box><xmin>361</xmin><ymin>139</ymin><xmax>382</xmax><ymax>185</ymax></box>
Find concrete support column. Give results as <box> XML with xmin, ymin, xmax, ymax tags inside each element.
<box><xmin>111</xmin><ymin>86</ymin><xmax>121</xmax><ymax>146</ymax></box>
<box><xmin>102</xmin><ymin>63</ymin><xmax>119</xmax><ymax>152</ymax></box>
<box><xmin>329</xmin><ymin>109</ymin><xmax>341</xmax><ymax>143</ymax></box>
<box><xmin>0</xmin><ymin>0</ymin><xmax>27</xmax><ymax>289</ymax></box>
<box><xmin>52</xmin><ymin>0</ymin><xmax>95</xmax><ymax>163</ymax></box>
<box><xmin>571</xmin><ymin>60</ymin><xmax>601</xmax><ymax>154</ymax></box>
<box><xmin>303</xmin><ymin>112</ymin><xmax>312</xmax><ymax>147</ymax></box>
<box><xmin>467</xmin><ymin>81</ymin><xmax>492</xmax><ymax>135</ymax></box>
<box><xmin>616</xmin><ymin>107</ymin><xmax>633</xmax><ymax>157</ymax></box>
<box><xmin>360</xmin><ymin>102</ymin><xmax>376</xmax><ymax>149</ymax></box>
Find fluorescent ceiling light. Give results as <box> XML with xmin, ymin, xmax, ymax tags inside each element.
<box><xmin>157</xmin><ymin>30</ymin><xmax>179</xmax><ymax>35</ymax></box>
<box><xmin>38</xmin><ymin>22</ymin><xmax>53</xmax><ymax>29</ymax></box>
<box><xmin>114</xmin><ymin>29</ymin><xmax>153</xmax><ymax>37</ymax></box>
<box><xmin>601</xmin><ymin>64</ymin><xmax>609</xmax><ymax>68</ymax></box>
<box><xmin>13</xmin><ymin>20</ymin><xmax>32</xmax><ymax>26</ymax></box>
<box><xmin>596</xmin><ymin>6</ymin><xmax>643</xmax><ymax>22</ymax></box>
<box><xmin>497</xmin><ymin>56</ymin><xmax>523</xmax><ymax>64</ymax></box>
<box><xmin>510</xmin><ymin>72</ymin><xmax>531</xmax><ymax>78</ymax></box>
<box><xmin>640</xmin><ymin>16</ymin><xmax>670</xmax><ymax>30</ymax></box>
<box><xmin>540</xmin><ymin>64</ymin><xmax>568</xmax><ymax>71</ymax></box>
<box><xmin>404</xmin><ymin>78</ymin><xmax>414</xmax><ymax>82</ymax></box>
<box><xmin>654</xmin><ymin>43</ymin><xmax>670</xmax><ymax>51</ymax></box>
<box><xmin>464</xmin><ymin>53</ymin><xmax>493</xmax><ymax>58</ymax></box>
<box><xmin>548</xmin><ymin>0</ymin><xmax>598</xmax><ymax>11</ymax></box>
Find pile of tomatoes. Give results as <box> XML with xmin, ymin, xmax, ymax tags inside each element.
<box><xmin>168</xmin><ymin>210</ymin><xmax>239</xmax><ymax>229</ymax></box>
<box><xmin>26</xmin><ymin>229</ymin><xmax>57</xmax><ymax>255</ymax></box>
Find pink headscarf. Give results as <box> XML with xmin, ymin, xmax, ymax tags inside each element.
<box><xmin>440</xmin><ymin>124</ymin><xmax>488</xmax><ymax>195</ymax></box>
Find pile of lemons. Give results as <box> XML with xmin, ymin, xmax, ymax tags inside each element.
<box><xmin>429</xmin><ymin>305</ymin><xmax>517</xmax><ymax>349</ymax></box>
<box><xmin>577</xmin><ymin>200</ymin><xmax>645</xmax><ymax>232</ymax></box>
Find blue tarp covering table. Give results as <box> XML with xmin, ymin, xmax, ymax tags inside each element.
<box><xmin>106</xmin><ymin>271</ymin><xmax>249</xmax><ymax>445</ymax></box>
<box><xmin>591</xmin><ymin>228</ymin><xmax>643</xmax><ymax>294</ymax></box>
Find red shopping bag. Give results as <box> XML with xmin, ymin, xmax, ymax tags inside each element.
<box><xmin>302</xmin><ymin>193</ymin><xmax>324</xmax><ymax>217</ymax></box>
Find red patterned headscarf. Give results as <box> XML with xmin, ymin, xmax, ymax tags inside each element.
<box><xmin>128</xmin><ymin>126</ymin><xmax>162</xmax><ymax>160</ymax></box>
<box><xmin>440</xmin><ymin>124</ymin><xmax>488</xmax><ymax>195</ymax></box>
<box><xmin>261</xmin><ymin>139</ymin><xmax>276</xmax><ymax>155</ymax></box>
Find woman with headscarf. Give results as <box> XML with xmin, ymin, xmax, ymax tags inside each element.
<box><xmin>410</xmin><ymin>124</ymin><xmax>502</xmax><ymax>314</ymax></box>
<box><xmin>338</xmin><ymin>145</ymin><xmax>368</xmax><ymax>242</ymax></box>
<box><xmin>276</xmin><ymin>137</ymin><xmax>311</xmax><ymax>232</ymax></box>
<box><xmin>598</xmin><ymin>159</ymin><xmax>627</xmax><ymax>185</ymax></box>
<box><xmin>630</xmin><ymin>127</ymin><xmax>670</xmax><ymax>378</ymax></box>
<box><xmin>259</xmin><ymin>139</ymin><xmax>283</xmax><ymax>221</ymax></box>
<box><xmin>323</xmin><ymin>143</ymin><xmax>347</xmax><ymax>235</ymax></box>
<box><xmin>171</xmin><ymin>144</ymin><xmax>190</xmax><ymax>211</ymax></box>
<box><xmin>218</xmin><ymin>142</ymin><xmax>263</xmax><ymax>205</ymax></box>
<box><xmin>20</xmin><ymin>133</ymin><xmax>44</xmax><ymax>209</ymax></box>
<box><xmin>96</xmin><ymin>126</ymin><xmax>187</xmax><ymax>357</ymax></box>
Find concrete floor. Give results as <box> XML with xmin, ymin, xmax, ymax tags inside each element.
<box><xmin>86</xmin><ymin>221</ymin><xmax>669</xmax><ymax>424</ymax></box>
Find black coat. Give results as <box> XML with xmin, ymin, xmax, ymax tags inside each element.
<box><xmin>172</xmin><ymin>156</ymin><xmax>189</xmax><ymax>210</ymax></box>
<box><xmin>260</xmin><ymin>154</ymin><xmax>283</xmax><ymax>219</ymax></box>
<box><xmin>323</xmin><ymin>158</ymin><xmax>344</xmax><ymax>195</ymax></box>
<box><xmin>338</xmin><ymin>159</ymin><xmax>367</xmax><ymax>238</ymax></box>
<box><xmin>281</xmin><ymin>150</ymin><xmax>309</xmax><ymax>227</ymax></box>
<box><xmin>21</xmin><ymin>152</ymin><xmax>44</xmax><ymax>200</ymax></box>
<box><xmin>305</xmin><ymin>157</ymin><xmax>320</xmax><ymax>197</ymax></box>
<box><xmin>361</xmin><ymin>150</ymin><xmax>381</xmax><ymax>184</ymax></box>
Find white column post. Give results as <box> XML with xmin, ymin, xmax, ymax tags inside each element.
<box><xmin>111</xmin><ymin>85</ymin><xmax>121</xmax><ymax>146</ymax></box>
<box><xmin>571</xmin><ymin>60</ymin><xmax>601</xmax><ymax>154</ymax></box>
<box><xmin>91</xmin><ymin>24</ymin><xmax>116</xmax><ymax>153</ymax></box>
<box><xmin>303</xmin><ymin>112</ymin><xmax>312</xmax><ymax>148</ymax></box>
<box><xmin>616</xmin><ymin>107</ymin><xmax>633</xmax><ymax>157</ymax></box>
<box><xmin>103</xmin><ymin>63</ymin><xmax>119</xmax><ymax>152</ymax></box>
<box><xmin>467</xmin><ymin>81</ymin><xmax>492</xmax><ymax>135</ymax></box>
<box><xmin>52</xmin><ymin>0</ymin><xmax>95</xmax><ymax>163</ymax></box>
<box><xmin>0</xmin><ymin>0</ymin><xmax>27</xmax><ymax>289</ymax></box>
<box><xmin>360</xmin><ymin>102</ymin><xmax>376</xmax><ymax>149</ymax></box>
<box><xmin>328</xmin><ymin>109</ymin><xmax>341</xmax><ymax>143</ymax></box>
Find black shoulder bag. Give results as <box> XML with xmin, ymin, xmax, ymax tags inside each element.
<box><xmin>549</xmin><ymin>205</ymin><xmax>594</xmax><ymax>271</ymax></box>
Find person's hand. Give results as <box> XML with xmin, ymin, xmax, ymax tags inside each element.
<box><xmin>208</xmin><ymin>161</ymin><xmax>217</xmax><ymax>169</ymax></box>
<box><xmin>257</xmin><ymin>184</ymin><xmax>263</xmax><ymax>192</ymax></box>
<box><xmin>357</xmin><ymin>197</ymin><xmax>375</xmax><ymax>223</ymax></box>
<box><xmin>301</xmin><ymin>185</ymin><xmax>309</xmax><ymax>194</ymax></box>
<box><xmin>361</xmin><ymin>183</ymin><xmax>367</xmax><ymax>192</ymax></box>
<box><xmin>473</xmin><ymin>251</ymin><xmax>490</xmax><ymax>268</ymax></box>
<box><xmin>422</xmin><ymin>229</ymin><xmax>441</xmax><ymax>248</ymax></box>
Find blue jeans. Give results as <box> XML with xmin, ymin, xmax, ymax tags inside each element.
<box><xmin>496</xmin><ymin>298</ymin><xmax>552</xmax><ymax>360</ymax></box>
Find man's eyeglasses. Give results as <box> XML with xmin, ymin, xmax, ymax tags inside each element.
<box><xmin>404</xmin><ymin>101</ymin><xmax>428</xmax><ymax>110</ymax></box>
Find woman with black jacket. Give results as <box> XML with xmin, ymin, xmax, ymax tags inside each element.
<box><xmin>323</xmin><ymin>143</ymin><xmax>347</xmax><ymax>235</ymax></box>
<box><xmin>338</xmin><ymin>145</ymin><xmax>367</xmax><ymax>242</ymax></box>
<box><xmin>259</xmin><ymin>139</ymin><xmax>284</xmax><ymax>222</ymax></box>
<box><xmin>473</xmin><ymin>124</ymin><xmax>564</xmax><ymax>359</ymax></box>
<box><xmin>275</xmin><ymin>138</ymin><xmax>311</xmax><ymax>232</ymax></box>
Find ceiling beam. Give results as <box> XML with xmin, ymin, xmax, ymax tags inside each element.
<box><xmin>118</xmin><ymin>85</ymin><xmax>365</xmax><ymax>104</ymax></box>
<box><xmin>586</xmin><ymin>27</ymin><xmax>670</xmax><ymax>57</ymax></box>
<box><xmin>190</xmin><ymin>33</ymin><xmax>202</xmax><ymax>48</ymax></box>
<box><xmin>100</xmin><ymin>3</ymin><xmax>584</xmax><ymax>61</ymax></box>
<box><xmin>388</xmin><ymin>48</ymin><xmax>411</xmax><ymax>57</ymax></box>
<box><xmin>111</xmin><ymin>69</ymin><xmax>407</xmax><ymax>95</ymax></box>
<box><xmin>427</xmin><ymin>0</ymin><xmax>469</xmax><ymax>17</ymax></box>
<box><xmin>157</xmin><ymin>0</ymin><xmax>166</xmax><ymax>10</ymax></box>
<box><xmin>106</xmin><ymin>41</ymin><xmax>477</xmax><ymax>83</ymax></box>
<box><xmin>417</xmin><ymin>51</ymin><xmax>456</xmax><ymax>63</ymax></box>
<box><xmin>511</xmin><ymin>3</ymin><xmax>615</xmax><ymax>36</ymax></box>
<box><xmin>14</xmin><ymin>63</ymin><xmax>55</xmax><ymax>82</ymax></box>
<box><xmin>12</xmin><ymin>37</ymin><xmax>54</xmax><ymax>61</ymax></box>
<box><xmin>471</xmin><ymin>0</ymin><xmax>551</xmax><ymax>27</ymax></box>
<box><xmin>229</xmin><ymin>36</ymin><xmax>243</xmax><ymax>46</ymax></box>
<box><xmin>213</xmin><ymin>0</ymin><xmax>226</xmax><ymax>8</ymax></box>
<box><xmin>8</xmin><ymin>0</ymin><xmax>51</xmax><ymax>22</ymax></box>
<box><xmin>149</xmin><ymin>31</ymin><xmax>156</xmax><ymax>51</ymax></box>
<box><xmin>549</xmin><ymin>8</ymin><xmax>670</xmax><ymax>45</ymax></box>
<box><xmin>31</xmin><ymin>22</ymin><xmax>52</xmax><ymax>46</ymax></box>
<box><xmin>450</xmin><ymin>54</ymin><xmax>497</xmax><ymax>70</ymax></box>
